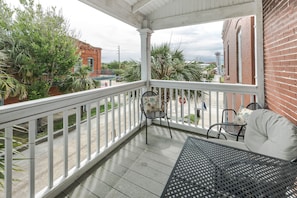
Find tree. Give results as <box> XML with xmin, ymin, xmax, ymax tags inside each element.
<box><xmin>123</xmin><ymin>43</ymin><xmax>203</xmax><ymax>110</ymax></box>
<box><xmin>59</xmin><ymin>65</ymin><xmax>99</xmax><ymax>117</ymax></box>
<box><xmin>123</xmin><ymin>43</ymin><xmax>203</xmax><ymax>82</ymax></box>
<box><xmin>59</xmin><ymin>66</ymin><xmax>99</xmax><ymax>93</ymax></box>
<box><xmin>0</xmin><ymin>52</ymin><xmax>27</xmax><ymax>102</ymax></box>
<box><xmin>122</xmin><ymin>60</ymin><xmax>141</xmax><ymax>82</ymax></box>
<box><xmin>0</xmin><ymin>0</ymin><xmax>79</xmax><ymax>100</ymax></box>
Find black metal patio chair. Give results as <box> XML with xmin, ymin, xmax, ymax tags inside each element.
<box><xmin>207</xmin><ymin>102</ymin><xmax>263</xmax><ymax>141</ymax></box>
<box><xmin>140</xmin><ymin>91</ymin><xmax>172</xmax><ymax>144</ymax></box>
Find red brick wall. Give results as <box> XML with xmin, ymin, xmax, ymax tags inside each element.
<box><xmin>77</xmin><ymin>41</ymin><xmax>102</xmax><ymax>77</ymax></box>
<box><xmin>222</xmin><ymin>17</ymin><xmax>255</xmax><ymax>85</ymax></box>
<box><xmin>222</xmin><ymin>17</ymin><xmax>256</xmax><ymax>110</ymax></box>
<box><xmin>263</xmin><ymin>0</ymin><xmax>297</xmax><ymax>124</ymax></box>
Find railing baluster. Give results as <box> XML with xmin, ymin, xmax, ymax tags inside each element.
<box><xmin>216</xmin><ymin>91</ymin><xmax>220</xmax><ymax>124</ymax></box>
<box><xmin>5</xmin><ymin>127</ymin><xmax>13</xmax><ymax>198</ymax></box>
<box><xmin>129</xmin><ymin>91</ymin><xmax>132</xmax><ymax>132</ymax></box>
<box><xmin>164</xmin><ymin>88</ymin><xmax>167</xmax><ymax>116</ymax></box>
<box><xmin>241</xmin><ymin>94</ymin><xmax>245</xmax><ymax>106</ymax></box>
<box><xmin>124</xmin><ymin>92</ymin><xmax>127</xmax><ymax>134</ymax></box>
<box><xmin>118</xmin><ymin>94</ymin><xmax>122</xmax><ymax>138</ymax></box>
<box><xmin>63</xmin><ymin>111</ymin><xmax>68</xmax><ymax>177</ymax></box>
<box><xmin>96</xmin><ymin>101</ymin><xmax>100</xmax><ymax>153</ymax></box>
<box><xmin>187</xmin><ymin>89</ymin><xmax>191</xmax><ymax>126</ymax></box>
<box><xmin>104</xmin><ymin>98</ymin><xmax>108</xmax><ymax>148</ymax></box>
<box><xmin>133</xmin><ymin>90</ymin><xmax>136</xmax><ymax>128</ymax></box>
<box><xmin>208</xmin><ymin>91</ymin><xmax>212</xmax><ymax>127</ymax></box>
<box><xmin>169</xmin><ymin>88</ymin><xmax>173</xmax><ymax>121</ymax></box>
<box><xmin>201</xmin><ymin>91</ymin><xmax>205</xmax><ymax>128</ymax></box>
<box><xmin>86</xmin><ymin>104</ymin><xmax>91</xmax><ymax>160</ymax></box>
<box><xmin>136</xmin><ymin>89</ymin><xmax>140</xmax><ymax>126</ymax></box>
<box><xmin>181</xmin><ymin>89</ymin><xmax>184</xmax><ymax>124</ymax></box>
<box><xmin>232</xmin><ymin>93</ymin><xmax>236</xmax><ymax>109</ymax></box>
<box><xmin>48</xmin><ymin>115</ymin><xmax>54</xmax><ymax>188</ymax></box>
<box><xmin>76</xmin><ymin>107</ymin><xmax>81</xmax><ymax>167</ymax></box>
<box><xmin>29</xmin><ymin>120</ymin><xmax>36</xmax><ymax>198</ymax></box>
<box><xmin>194</xmin><ymin>91</ymin><xmax>198</xmax><ymax>127</ymax></box>
<box><xmin>111</xmin><ymin>96</ymin><xmax>115</xmax><ymax>142</ymax></box>
<box><xmin>175</xmin><ymin>88</ymin><xmax>178</xmax><ymax>123</ymax></box>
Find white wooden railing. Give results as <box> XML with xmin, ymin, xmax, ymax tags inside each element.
<box><xmin>0</xmin><ymin>80</ymin><xmax>261</xmax><ymax>198</ymax></box>
<box><xmin>150</xmin><ymin>80</ymin><xmax>261</xmax><ymax>134</ymax></box>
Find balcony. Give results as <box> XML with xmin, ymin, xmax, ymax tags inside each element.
<box><xmin>0</xmin><ymin>79</ymin><xmax>261</xmax><ymax>198</ymax></box>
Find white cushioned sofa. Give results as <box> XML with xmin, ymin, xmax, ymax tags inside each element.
<box><xmin>208</xmin><ymin>109</ymin><xmax>297</xmax><ymax>161</ymax></box>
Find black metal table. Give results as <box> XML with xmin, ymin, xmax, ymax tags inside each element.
<box><xmin>161</xmin><ymin>137</ymin><xmax>297</xmax><ymax>197</ymax></box>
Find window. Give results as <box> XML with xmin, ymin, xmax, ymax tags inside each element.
<box><xmin>237</xmin><ymin>29</ymin><xmax>242</xmax><ymax>83</ymax></box>
<box><xmin>88</xmin><ymin>57</ymin><xmax>94</xmax><ymax>72</ymax></box>
<box><xmin>74</xmin><ymin>58</ymin><xmax>82</xmax><ymax>72</ymax></box>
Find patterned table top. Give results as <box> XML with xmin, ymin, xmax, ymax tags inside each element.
<box><xmin>161</xmin><ymin>137</ymin><xmax>297</xmax><ymax>197</ymax></box>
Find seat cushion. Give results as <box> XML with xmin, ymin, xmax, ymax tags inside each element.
<box><xmin>143</xmin><ymin>95</ymin><xmax>160</xmax><ymax>113</ymax></box>
<box><xmin>234</xmin><ymin>107</ymin><xmax>254</xmax><ymax>124</ymax></box>
<box><xmin>244</xmin><ymin>109</ymin><xmax>297</xmax><ymax>161</ymax></box>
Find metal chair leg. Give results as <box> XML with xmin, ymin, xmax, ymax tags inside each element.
<box><xmin>145</xmin><ymin>118</ymin><xmax>148</xmax><ymax>144</ymax></box>
<box><xmin>166</xmin><ymin>117</ymin><xmax>172</xmax><ymax>138</ymax></box>
<box><xmin>139</xmin><ymin>112</ymin><xmax>143</xmax><ymax>131</ymax></box>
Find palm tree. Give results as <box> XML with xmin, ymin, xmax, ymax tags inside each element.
<box><xmin>60</xmin><ymin>66</ymin><xmax>98</xmax><ymax>93</ymax></box>
<box><xmin>124</xmin><ymin>42</ymin><xmax>203</xmax><ymax>110</ymax></box>
<box><xmin>124</xmin><ymin>43</ymin><xmax>202</xmax><ymax>82</ymax></box>
<box><xmin>59</xmin><ymin>65</ymin><xmax>99</xmax><ymax>116</ymax></box>
<box><xmin>0</xmin><ymin>52</ymin><xmax>27</xmax><ymax>103</ymax></box>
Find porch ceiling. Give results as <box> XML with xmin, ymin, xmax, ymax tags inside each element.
<box><xmin>79</xmin><ymin>0</ymin><xmax>257</xmax><ymax>30</ymax></box>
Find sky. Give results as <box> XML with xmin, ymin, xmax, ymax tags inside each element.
<box><xmin>8</xmin><ymin>0</ymin><xmax>224</xmax><ymax>63</ymax></box>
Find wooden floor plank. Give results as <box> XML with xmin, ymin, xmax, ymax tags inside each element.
<box><xmin>58</xmin><ymin>126</ymin><xmax>201</xmax><ymax>198</ymax></box>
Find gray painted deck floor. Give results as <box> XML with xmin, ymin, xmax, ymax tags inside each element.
<box><xmin>56</xmin><ymin>125</ymin><xmax>199</xmax><ymax>198</ymax></box>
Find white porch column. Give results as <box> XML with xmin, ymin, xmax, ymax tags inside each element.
<box><xmin>138</xmin><ymin>28</ymin><xmax>153</xmax><ymax>84</ymax></box>
<box><xmin>255</xmin><ymin>0</ymin><xmax>265</xmax><ymax>106</ymax></box>
<box><xmin>138</xmin><ymin>28</ymin><xmax>153</xmax><ymax>127</ymax></box>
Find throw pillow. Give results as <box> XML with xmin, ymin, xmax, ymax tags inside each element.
<box><xmin>143</xmin><ymin>95</ymin><xmax>160</xmax><ymax>113</ymax></box>
<box><xmin>234</xmin><ymin>107</ymin><xmax>253</xmax><ymax>124</ymax></box>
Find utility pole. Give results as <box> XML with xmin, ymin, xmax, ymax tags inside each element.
<box><xmin>118</xmin><ymin>45</ymin><xmax>121</xmax><ymax>68</ymax></box>
<box><xmin>215</xmin><ymin>52</ymin><xmax>221</xmax><ymax>75</ymax></box>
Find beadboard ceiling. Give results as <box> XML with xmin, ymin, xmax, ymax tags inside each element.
<box><xmin>79</xmin><ymin>0</ymin><xmax>257</xmax><ymax>30</ymax></box>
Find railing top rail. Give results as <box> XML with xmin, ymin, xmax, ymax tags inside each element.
<box><xmin>150</xmin><ymin>80</ymin><xmax>259</xmax><ymax>94</ymax></box>
<box><xmin>0</xmin><ymin>81</ymin><xmax>146</xmax><ymax>127</ymax></box>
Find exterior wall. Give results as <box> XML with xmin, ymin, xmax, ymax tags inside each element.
<box><xmin>263</xmin><ymin>0</ymin><xmax>297</xmax><ymax>124</ymax></box>
<box><xmin>222</xmin><ymin>16</ymin><xmax>255</xmax><ymax>110</ymax></box>
<box><xmin>77</xmin><ymin>41</ymin><xmax>102</xmax><ymax>77</ymax></box>
<box><xmin>222</xmin><ymin>17</ymin><xmax>255</xmax><ymax>85</ymax></box>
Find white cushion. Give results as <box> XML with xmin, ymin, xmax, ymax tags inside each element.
<box><xmin>244</xmin><ymin>109</ymin><xmax>297</xmax><ymax>161</ymax></box>
<box><xmin>234</xmin><ymin>107</ymin><xmax>253</xmax><ymax>124</ymax></box>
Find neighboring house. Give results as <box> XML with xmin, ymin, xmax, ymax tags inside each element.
<box><xmin>222</xmin><ymin>16</ymin><xmax>256</xmax><ymax>111</ymax></box>
<box><xmin>76</xmin><ymin>40</ymin><xmax>102</xmax><ymax>77</ymax></box>
<box><xmin>4</xmin><ymin>40</ymin><xmax>102</xmax><ymax>105</ymax></box>
<box><xmin>222</xmin><ymin>16</ymin><xmax>255</xmax><ymax>85</ymax></box>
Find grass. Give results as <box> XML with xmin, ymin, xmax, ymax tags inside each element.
<box><xmin>184</xmin><ymin>114</ymin><xmax>200</xmax><ymax>125</ymax></box>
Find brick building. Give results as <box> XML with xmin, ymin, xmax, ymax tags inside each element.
<box><xmin>222</xmin><ymin>0</ymin><xmax>297</xmax><ymax>124</ymax></box>
<box><xmin>222</xmin><ymin>16</ymin><xmax>256</xmax><ymax>111</ymax></box>
<box><xmin>4</xmin><ymin>40</ymin><xmax>102</xmax><ymax>105</ymax></box>
<box><xmin>76</xmin><ymin>40</ymin><xmax>102</xmax><ymax>77</ymax></box>
<box><xmin>222</xmin><ymin>17</ymin><xmax>255</xmax><ymax>85</ymax></box>
<box><xmin>263</xmin><ymin>0</ymin><xmax>297</xmax><ymax>123</ymax></box>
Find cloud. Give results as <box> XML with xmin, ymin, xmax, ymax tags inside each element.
<box><xmin>152</xmin><ymin>22</ymin><xmax>224</xmax><ymax>62</ymax></box>
<box><xmin>8</xmin><ymin>0</ymin><xmax>223</xmax><ymax>63</ymax></box>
